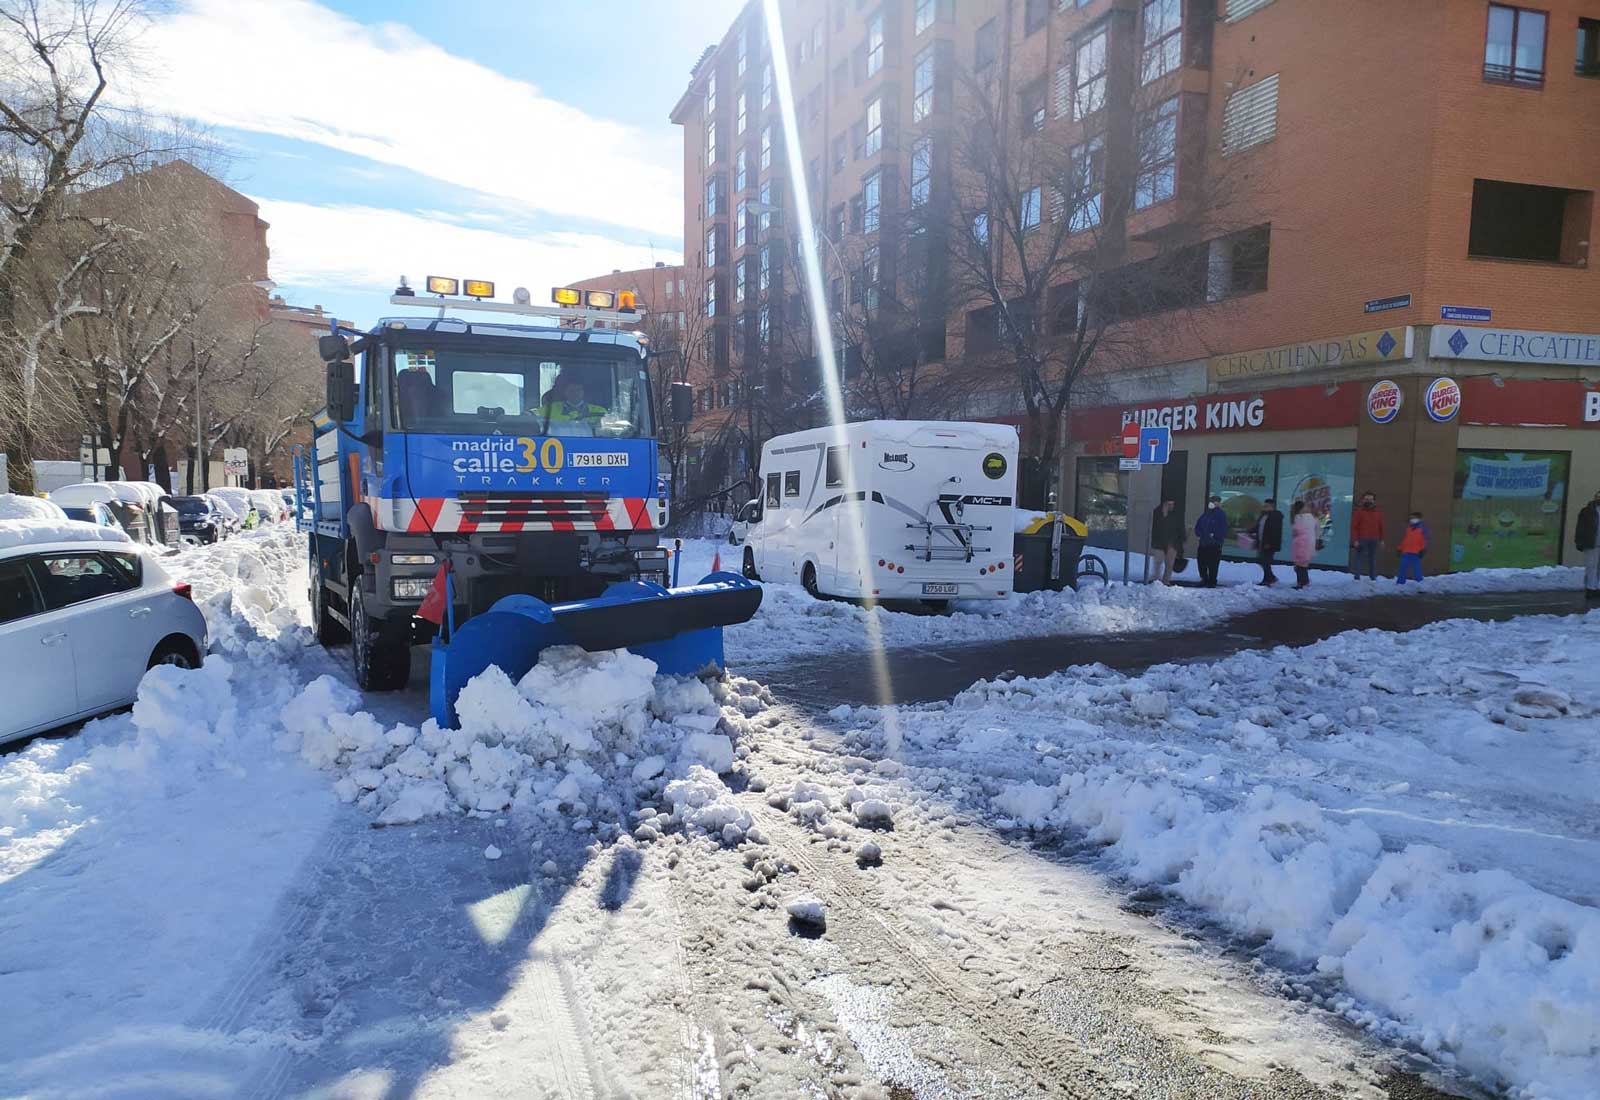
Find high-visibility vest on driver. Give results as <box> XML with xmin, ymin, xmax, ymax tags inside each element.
<box><xmin>544</xmin><ymin>400</ymin><xmax>605</xmax><ymax>423</ymax></box>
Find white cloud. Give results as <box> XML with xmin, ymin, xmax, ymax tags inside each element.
<box><xmin>137</xmin><ymin>0</ymin><xmax>683</xmax><ymax>238</ymax></box>
<box><xmin>255</xmin><ymin>198</ymin><xmax>679</xmax><ymax>306</ymax></box>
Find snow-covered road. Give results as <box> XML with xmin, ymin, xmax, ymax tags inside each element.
<box><xmin>1</xmin><ymin>527</ymin><xmax>1594</xmax><ymax>1100</ymax></box>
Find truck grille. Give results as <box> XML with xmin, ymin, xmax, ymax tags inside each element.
<box><xmin>458</xmin><ymin>491</ymin><xmax>612</xmax><ymax>526</ymax></box>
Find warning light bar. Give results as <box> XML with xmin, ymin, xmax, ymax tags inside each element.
<box><xmin>462</xmin><ymin>278</ymin><xmax>495</xmax><ymax>299</ymax></box>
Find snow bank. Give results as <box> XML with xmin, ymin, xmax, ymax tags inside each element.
<box><xmin>0</xmin><ymin>493</ymin><xmax>67</xmax><ymax>522</ymax></box>
<box><xmin>279</xmin><ymin>647</ymin><xmax>774</xmax><ymax>842</ymax></box>
<box><xmin>0</xmin><ymin>516</ymin><xmax>130</xmax><ymax>549</ymax></box>
<box><xmin>672</xmin><ymin>537</ymin><xmax>1584</xmax><ymax>666</ymax></box>
<box><xmin>836</xmin><ymin>611</ymin><xmax>1600</xmax><ymax>1099</ymax></box>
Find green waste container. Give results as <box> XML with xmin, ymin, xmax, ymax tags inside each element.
<box><xmin>1013</xmin><ymin>512</ymin><xmax>1089</xmax><ymax>592</ymax></box>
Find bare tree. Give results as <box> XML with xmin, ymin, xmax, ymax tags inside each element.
<box><xmin>944</xmin><ymin>49</ymin><xmax>1265</xmax><ymax>506</ymax></box>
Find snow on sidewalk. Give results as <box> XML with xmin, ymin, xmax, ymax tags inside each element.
<box><xmin>818</xmin><ymin>610</ymin><xmax>1600</xmax><ymax>1100</ymax></box>
<box><xmin>671</xmin><ymin>536</ymin><xmax>1584</xmax><ymax>663</ymax></box>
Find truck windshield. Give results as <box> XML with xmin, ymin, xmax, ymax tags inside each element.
<box><xmin>388</xmin><ymin>345</ymin><xmax>653</xmax><ymax>438</ymax></box>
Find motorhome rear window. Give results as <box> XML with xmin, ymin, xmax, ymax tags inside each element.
<box><xmin>825</xmin><ymin>446</ymin><xmax>845</xmax><ymax>488</ymax></box>
<box><xmin>784</xmin><ymin>471</ymin><xmax>801</xmax><ymax>496</ymax></box>
<box><xmin>766</xmin><ymin>473</ymin><xmax>782</xmax><ymax>508</ymax></box>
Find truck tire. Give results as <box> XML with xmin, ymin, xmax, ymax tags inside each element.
<box><xmin>351</xmin><ymin>581</ymin><xmax>410</xmax><ymax>691</ymax></box>
<box><xmin>743</xmin><ymin>546</ymin><xmax>761</xmax><ymax>581</ymax></box>
<box><xmin>802</xmin><ymin>562</ymin><xmax>821</xmax><ymax>599</ymax></box>
<box><xmin>310</xmin><ymin>545</ymin><xmax>349</xmax><ymax>646</ymax></box>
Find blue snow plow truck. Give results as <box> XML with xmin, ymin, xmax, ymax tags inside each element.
<box><xmin>294</xmin><ymin>277</ymin><xmax>761</xmax><ymax>727</ymax></box>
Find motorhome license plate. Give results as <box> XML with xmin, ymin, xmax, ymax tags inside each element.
<box><xmin>921</xmin><ymin>582</ymin><xmax>958</xmax><ymax>595</ymax></box>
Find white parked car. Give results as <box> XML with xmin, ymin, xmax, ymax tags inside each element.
<box><xmin>209</xmin><ymin>487</ymin><xmax>259</xmax><ymax>528</ymax></box>
<box><xmin>0</xmin><ymin>523</ymin><xmax>207</xmax><ymax>745</ymax></box>
<box><xmin>249</xmin><ymin>488</ymin><xmax>287</xmax><ymax>524</ymax></box>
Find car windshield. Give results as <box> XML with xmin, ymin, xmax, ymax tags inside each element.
<box><xmin>171</xmin><ymin>498</ymin><xmax>208</xmax><ymax>514</ymax></box>
<box><xmin>388</xmin><ymin>345</ymin><xmax>653</xmax><ymax>439</ymax></box>
<box><xmin>61</xmin><ymin>507</ymin><xmax>92</xmax><ymax>521</ymax></box>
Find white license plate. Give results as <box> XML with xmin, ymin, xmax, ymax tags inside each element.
<box><xmin>921</xmin><ymin>582</ymin><xmax>959</xmax><ymax>595</ymax></box>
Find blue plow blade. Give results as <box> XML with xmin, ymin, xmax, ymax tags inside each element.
<box><xmin>429</xmin><ymin>572</ymin><xmax>762</xmax><ymax>728</ymax></box>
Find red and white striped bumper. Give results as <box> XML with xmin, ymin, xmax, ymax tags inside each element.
<box><xmin>377</xmin><ymin>495</ymin><xmax>656</xmax><ymax>534</ymax></box>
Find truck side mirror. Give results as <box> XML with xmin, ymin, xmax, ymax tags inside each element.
<box><xmin>325</xmin><ymin>360</ymin><xmax>357</xmax><ymax>423</ymax></box>
<box><xmin>670</xmin><ymin>382</ymin><xmax>694</xmax><ymax>425</ymax></box>
<box><xmin>318</xmin><ymin>334</ymin><xmax>351</xmax><ymax>362</ymax></box>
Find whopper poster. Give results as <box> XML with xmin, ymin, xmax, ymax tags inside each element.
<box><xmin>1276</xmin><ymin>452</ymin><xmax>1356</xmax><ymax>567</ymax></box>
<box><xmin>1450</xmin><ymin>450</ymin><xmax>1570</xmax><ymax>570</ymax></box>
<box><xmin>1209</xmin><ymin>453</ymin><xmax>1276</xmax><ymax>558</ymax></box>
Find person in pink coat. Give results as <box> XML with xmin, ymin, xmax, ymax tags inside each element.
<box><xmin>1290</xmin><ymin>499</ymin><xmax>1319</xmax><ymax>588</ymax></box>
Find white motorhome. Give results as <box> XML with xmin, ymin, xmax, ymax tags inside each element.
<box><xmin>739</xmin><ymin>421</ymin><xmax>1019</xmax><ymax>603</ymax></box>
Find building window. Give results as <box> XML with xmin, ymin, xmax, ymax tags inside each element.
<box><xmin>913</xmin><ymin>46</ymin><xmax>935</xmax><ymax>121</ymax></box>
<box><xmin>834</xmin><ymin>58</ymin><xmax>849</xmax><ymax>100</ymax></box>
<box><xmin>736</xmin><ymin>148</ymin><xmax>748</xmax><ymax>191</ymax></box>
<box><xmin>759</xmin><ymin>179</ymin><xmax>776</xmax><ymax>229</ymax></box>
<box><xmin>706</xmin><ymin>226</ymin><xmax>719</xmax><ymax>267</ymax></box>
<box><xmin>832</xmin><ymin>134</ymin><xmax>845</xmax><ymax>174</ymax></box>
<box><xmin>1578</xmin><ymin>18</ymin><xmax>1600</xmax><ymax>76</ymax></box>
<box><xmin>831</xmin><ymin>275</ymin><xmax>844</xmax><ymax>313</ymax></box>
<box><xmin>966</xmin><ymin>304</ymin><xmax>999</xmax><ymax>353</ymax></box>
<box><xmin>851</xmin><ymin>119</ymin><xmax>866</xmax><ymax>160</ymax></box>
<box><xmin>1074</xmin><ymin>26</ymin><xmax>1108</xmax><ymax>120</ymax></box>
<box><xmin>915</xmin><ymin>0</ymin><xmax>936</xmax><ymax>34</ymax></box>
<box><xmin>1135</xmin><ymin>96</ymin><xmax>1179</xmax><ymax>209</ymax></box>
<box><xmin>706</xmin><ymin>71</ymin><xmax>717</xmax><ymax>113</ymax></box>
<box><xmin>736</xmin><ymin>92</ymin><xmax>747</xmax><ymax>135</ymax></box>
<box><xmin>761</xmin><ymin>62</ymin><xmax>773</xmax><ymax>109</ymax></box>
<box><xmin>759</xmin><ymin>303</ymin><xmax>771</xmax><ymax>344</ymax></box>
<box><xmin>863</xmin><ymin>244</ymin><xmax>880</xmax><ymax>310</ymax></box>
<box><xmin>1468</xmin><ymin>178</ymin><xmax>1592</xmax><ymax>264</ymax></box>
<box><xmin>866</xmin><ymin>10</ymin><xmax>885</xmax><ymax>77</ymax></box>
<box><xmin>759</xmin><ymin>245</ymin><xmax>772</xmax><ymax>292</ymax></box>
<box><xmin>1485</xmin><ymin>4</ymin><xmax>1547</xmax><ymax>87</ymax></box>
<box><xmin>910</xmin><ymin>135</ymin><xmax>933</xmax><ymax>208</ymax></box>
<box><xmin>1069</xmin><ymin>135</ymin><xmax>1105</xmax><ymax>231</ymax></box>
<box><xmin>831</xmin><ymin>203</ymin><xmax>846</xmax><ymax>238</ymax></box>
<box><xmin>706</xmin><ymin>176</ymin><xmax>720</xmax><ymax>217</ymax></box>
<box><xmin>1025</xmin><ymin>0</ymin><xmax>1050</xmax><ymax>35</ymax></box>
<box><xmin>736</xmin><ymin>199</ymin><xmax>749</xmax><ymax>248</ymax></box>
<box><xmin>850</xmin><ymin>192</ymin><xmax>864</xmax><ymax>233</ymax></box>
<box><xmin>735</xmin><ymin>258</ymin><xmax>747</xmax><ymax>303</ymax></box>
<box><xmin>1020</xmin><ymin>186</ymin><xmax>1042</xmax><ymax>230</ymax></box>
<box><xmin>863</xmin><ymin>170</ymin><xmax>881</xmax><ymax>232</ymax></box>
<box><xmin>865</xmin><ymin>96</ymin><xmax>883</xmax><ymax>156</ymax></box>
<box><xmin>737</xmin><ymin>21</ymin><xmax>748</xmax><ymax>76</ymax></box>
<box><xmin>706</xmin><ymin>277</ymin><xmax>717</xmax><ymax>317</ymax></box>
<box><xmin>706</xmin><ymin>118</ymin><xmax>717</xmax><ymax>164</ymax></box>
<box><xmin>971</xmin><ymin>211</ymin><xmax>989</xmax><ymax>246</ymax></box>
<box><xmin>734</xmin><ymin>313</ymin><xmax>747</xmax><ymax>352</ymax></box>
<box><xmin>1021</xmin><ymin>78</ymin><xmax>1046</xmax><ymax>132</ymax></box>
<box><xmin>1207</xmin><ymin>223</ymin><xmax>1271</xmax><ymax>300</ymax></box>
<box><xmin>760</xmin><ymin>125</ymin><xmax>773</xmax><ymax>169</ymax></box>
<box><xmin>1141</xmin><ymin>0</ymin><xmax>1183</xmax><ymax>84</ymax></box>
<box><xmin>975</xmin><ymin>18</ymin><xmax>999</xmax><ymax>71</ymax></box>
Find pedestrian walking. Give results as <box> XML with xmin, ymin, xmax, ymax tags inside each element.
<box><xmin>1149</xmin><ymin>498</ymin><xmax>1185</xmax><ymax>585</ymax></box>
<box><xmin>1290</xmin><ymin>500</ymin><xmax>1318</xmax><ymax>588</ymax></box>
<box><xmin>1194</xmin><ymin>494</ymin><xmax>1227</xmax><ymax>588</ymax></box>
<box><xmin>1396</xmin><ymin>511</ymin><xmax>1429</xmax><ymax>585</ymax></box>
<box><xmin>1254</xmin><ymin>498</ymin><xmax>1284</xmax><ymax>585</ymax></box>
<box><xmin>1350</xmin><ymin>491</ymin><xmax>1385</xmax><ymax>579</ymax></box>
<box><xmin>1576</xmin><ymin>488</ymin><xmax>1600</xmax><ymax>600</ymax></box>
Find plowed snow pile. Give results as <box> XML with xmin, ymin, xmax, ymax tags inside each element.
<box><xmin>824</xmin><ymin>610</ymin><xmax>1600</xmax><ymax>1100</ymax></box>
<box><xmin>278</xmin><ymin>649</ymin><xmax>773</xmax><ymax>839</ymax></box>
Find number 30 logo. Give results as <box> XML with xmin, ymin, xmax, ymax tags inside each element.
<box><xmin>515</xmin><ymin>437</ymin><xmax>565</xmax><ymax>473</ymax></box>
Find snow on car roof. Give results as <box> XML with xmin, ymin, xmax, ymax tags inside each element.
<box><xmin>0</xmin><ymin>518</ymin><xmax>133</xmax><ymax>552</ymax></box>
<box><xmin>0</xmin><ymin>494</ymin><xmax>68</xmax><ymax>523</ymax></box>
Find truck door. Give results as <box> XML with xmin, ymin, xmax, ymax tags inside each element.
<box><xmin>820</xmin><ymin>444</ymin><xmax>848</xmax><ymax>593</ymax></box>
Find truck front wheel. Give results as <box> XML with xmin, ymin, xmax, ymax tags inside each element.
<box><xmin>351</xmin><ymin>581</ymin><xmax>410</xmax><ymax>692</ymax></box>
<box><xmin>743</xmin><ymin>546</ymin><xmax>761</xmax><ymax>581</ymax></box>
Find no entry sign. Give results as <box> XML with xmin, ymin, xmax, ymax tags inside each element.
<box><xmin>1121</xmin><ymin>427</ymin><xmax>1141</xmax><ymax>459</ymax></box>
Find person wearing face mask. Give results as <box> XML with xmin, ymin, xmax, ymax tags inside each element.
<box><xmin>1193</xmin><ymin>494</ymin><xmax>1227</xmax><ymax>587</ymax></box>
<box><xmin>1396</xmin><ymin>510</ymin><xmax>1429</xmax><ymax>585</ymax></box>
<box><xmin>1349</xmin><ymin>491</ymin><xmax>1385</xmax><ymax>580</ymax></box>
<box><xmin>1576</xmin><ymin>489</ymin><xmax>1600</xmax><ymax>600</ymax></box>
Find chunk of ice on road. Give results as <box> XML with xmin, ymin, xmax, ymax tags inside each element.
<box><xmin>483</xmin><ymin>845</ymin><xmax>502</xmax><ymax>861</ymax></box>
<box><xmin>632</xmin><ymin>755</ymin><xmax>667</xmax><ymax>783</ymax></box>
<box><xmin>1131</xmin><ymin>691</ymin><xmax>1169</xmax><ymax>719</ymax></box>
<box><xmin>994</xmin><ymin>781</ymin><xmax>1060</xmax><ymax>829</ymax></box>
<box><xmin>785</xmin><ymin>895</ymin><xmax>827</xmax><ymax>926</ymax></box>
<box><xmin>679</xmin><ymin>731</ymin><xmax>734</xmax><ymax>774</ymax></box>
<box><xmin>377</xmin><ymin>781</ymin><xmax>455</xmax><ymax>826</ymax></box>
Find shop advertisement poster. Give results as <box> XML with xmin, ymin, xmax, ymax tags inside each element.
<box><xmin>1276</xmin><ymin>452</ymin><xmax>1356</xmax><ymax>567</ymax></box>
<box><xmin>1451</xmin><ymin>450</ymin><xmax>1569</xmax><ymax>571</ymax></box>
<box><xmin>1209</xmin><ymin>454</ymin><xmax>1276</xmax><ymax>558</ymax></box>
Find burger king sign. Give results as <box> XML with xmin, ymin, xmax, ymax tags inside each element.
<box><xmin>1425</xmin><ymin>376</ymin><xmax>1461</xmax><ymax>423</ymax></box>
<box><xmin>1368</xmin><ymin>379</ymin><xmax>1403</xmax><ymax>423</ymax></box>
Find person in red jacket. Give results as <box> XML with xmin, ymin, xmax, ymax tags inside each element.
<box><xmin>1396</xmin><ymin>511</ymin><xmax>1428</xmax><ymax>585</ymax></box>
<box><xmin>1349</xmin><ymin>491</ymin><xmax>1385</xmax><ymax>579</ymax></box>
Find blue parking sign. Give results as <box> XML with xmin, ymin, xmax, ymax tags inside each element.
<box><xmin>1138</xmin><ymin>426</ymin><xmax>1171</xmax><ymax>465</ymax></box>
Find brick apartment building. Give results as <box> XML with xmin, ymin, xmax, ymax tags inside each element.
<box><xmin>672</xmin><ymin>0</ymin><xmax>1600</xmax><ymax>571</ymax></box>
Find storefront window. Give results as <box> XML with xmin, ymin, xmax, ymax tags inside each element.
<box><xmin>1075</xmin><ymin>456</ymin><xmax>1126</xmax><ymax>537</ymax></box>
<box><xmin>1450</xmin><ymin>450</ymin><xmax>1570</xmax><ymax>570</ymax></box>
<box><xmin>1208</xmin><ymin>451</ymin><xmax>1354</xmax><ymax>564</ymax></box>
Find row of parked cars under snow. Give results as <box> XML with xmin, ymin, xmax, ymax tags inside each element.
<box><xmin>0</xmin><ymin>483</ymin><xmax>293</xmax><ymax>747</ymax></box>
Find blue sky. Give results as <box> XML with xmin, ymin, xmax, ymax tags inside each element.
<box><xmin>133</xmin><ymin>0</ymin><xmax>747</xmax><ymax>328</ymax></box>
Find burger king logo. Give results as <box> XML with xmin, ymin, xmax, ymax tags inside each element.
<box><xmin>1368</xmin><ymin>379</ymin><xmax>1402</xmax><ymax>424</ymax></box>
<box><xmin>1426</xmin><ymin>376</ymin><xmax>1461</xmax><ymax>423</ymax></box>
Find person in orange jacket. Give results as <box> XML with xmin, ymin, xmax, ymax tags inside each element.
<box><xmin>1396</xmin><ymin>510</ymin><xmax>1428</xmax><ymax>585</ymax></box>
<box><xmin>1349</xmin><ymin>491</ymin><xmax>1385</xmax><ymax>579</ymax></box>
